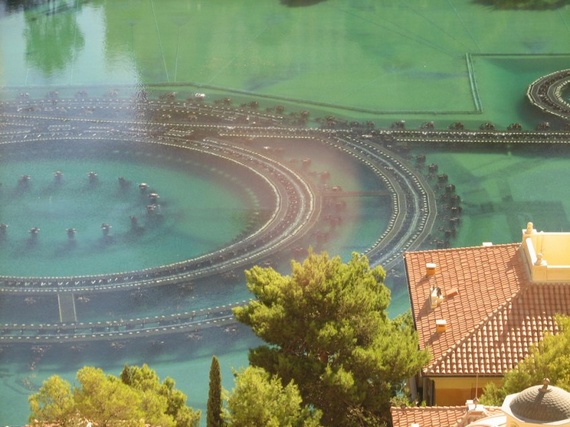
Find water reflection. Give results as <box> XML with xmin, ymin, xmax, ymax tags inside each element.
<box><xmin>281</xmin><ymin>0</ymin><xmax>328</xmax><ymax>7</ymax></box>
<box><xmin>1</xmin><ymin>0</ymin><xmax>88</xmax><ymax>13</ymax></box>
<box><xmin>22</xmin><ymin>0</ymin><xmax>85</xmax><ymax>76</ymax></box>
<box><xmin>1</xmin><ymin>0</ymin><xmax>49</xmax><ymax>14</ymax></box>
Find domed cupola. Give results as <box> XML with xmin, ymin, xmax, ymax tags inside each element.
<box><xmin>503</xmin><ymin>379</ymin><xmax>570</xmax><ymax>424</ymax></box>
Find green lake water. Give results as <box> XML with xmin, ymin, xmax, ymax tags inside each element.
<box><xmin>1</xmin><ymin>0</ymin><xmax>570</xmax><ymax>425</ymax></box>
<box><xmin>0</xmin><ymin>141</ymin><xmax>256</xmax><ymax>276</ymax></box>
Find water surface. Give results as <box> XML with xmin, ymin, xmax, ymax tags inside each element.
<box><xmin>1</xmin><ymin>0</ymin><xmax>570</xmax><ymax>425</ymax></box>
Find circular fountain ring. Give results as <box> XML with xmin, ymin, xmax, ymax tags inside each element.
<box><xmin>0</xmin><ymin>134</ymin><xmax>320</xmax><ymax>293</ymax></box>
<box><xmin>0</xmin><ymin>92</ymin><xmax>438</xmax><ymax>343</ymax></box>
<box><xmin>527</xmin><ymin>69</ymin><xmax>570</xmax><ymax>121</ymax></box>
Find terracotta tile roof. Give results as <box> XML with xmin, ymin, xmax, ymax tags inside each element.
<box><xmin>391</xmin><ymin>406</ymin><xmax>466</xmax><ymax>427</ymax></box>
<box><xmin>404</xmin><ymin>243</ymin><xmax>570</xmax><ymax>376</ymax></box>
<box><xmin>390</xmin><ymin>405</ymin><xmax>504</xmax><ymax>427</ymax></box>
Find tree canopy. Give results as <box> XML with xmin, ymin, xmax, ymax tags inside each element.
<box><xmin>29</xmin><ymin>364</ymin><xmax>200</xmax><ymax>427</ymax></box>
<box><xmin>225</xmin><ymin>366</ymin><xmax>322</xmax><ymax>427</ymax></box>
<box><xmin>480</xmin><ymin>315</ymin><xmax>570</xmax><ymax>405</ymax></box>
<box><xmin>28</xmin><ymin>374</ymin><xmax>76</xmax><ymax>427</ymax></box>
<box><xmin>120</xmin><ymin>364</ymin><xmax>200</xmax><ymax>427</ymax></box>
<box><xmin>233</xmin><ymin>251</ymin><xmax>430</xmax><ymax>426</ymax></box>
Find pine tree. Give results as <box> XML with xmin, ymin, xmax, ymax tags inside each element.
<box><xmin>207</xmin><ymin>355</ymin><xmax>224</xmax><ymax>427</ymax></box>
<box><xmin>234</xmin><ymin>251</ymin><xmax>430</xmax><ymax>427</ymax></box>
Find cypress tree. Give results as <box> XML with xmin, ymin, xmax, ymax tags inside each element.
<box><xmin>207</xmin><ymin>355</ymin><xmax>224</xmax><ymax>427</ymax></box>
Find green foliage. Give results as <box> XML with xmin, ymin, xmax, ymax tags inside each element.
<box><xmin>29</xmin><ymin>364</ymin><xmax>200</xmax><ymax>427</ymax></box>
<box><xmin>478</xmin><ymin>382</ymin><xmax>506</xmax><ymax>406</ymax></box>
<box><xmin>480</xmin><ymin>315</ymin><xmax>570</xmax><ymax>405</ymax></box>
<box><xmin>28</xmin><ymin>375</ymin><xmax>76</xmax><ymax>427</ymax></box>
<box><xmin>207</xmin><ymin>356</ymin><xmax>224</xmax><ymax>427</ymax></box>
<box><xmin>234</xmin><ymin>251</ymin><xmax>430</xmax><ymax>427</ymax></box>
<box><xmin>120</xmin><ymin>364</ymin><xmax>201</xmax><ymax>427</ymax></box>
<box><xmin>74</xmin><ymin>366</ymin><xmax>151</xmax><ymax>427</ymax></box>
<box><xmin>225</xmin><ymin>366</ymin><xmax>322</xmax><ymax>427</ymax></box>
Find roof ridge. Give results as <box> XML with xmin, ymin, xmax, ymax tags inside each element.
<box><xmin>426</xmin><ymin>296</ymin><xmax>515</xmax><ymax>375</ymax></box>
<box><xmin>392</xmin><ymin>405</ymin><xmax>479</xmax><ymax>411</ymax></box>
<box><xmin>404</xmin><ymin>242</ymin><xmax>519</xmax><ymax>256</ymax></box>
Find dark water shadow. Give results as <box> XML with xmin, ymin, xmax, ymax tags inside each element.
<box><xmin>473</xmin><ymin>0</ymin><xmax>569</xmax><ymax>10</ymax></box>
<box><xmin>513</xmin><ymin>94</ymin><xmax>568</xmax><ymax>131</ymax></box>
<box><xmin>0</xmin><ymin>324</ymin><xmax>258</xmax><ymax>374</ymax></box>
<box><xmin>281</xmin><ymin>0</ymin><xmax>327</xmax><ymax>7</ymax></box>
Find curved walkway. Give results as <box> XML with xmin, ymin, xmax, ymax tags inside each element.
<box><xmin>527</xmin><ymin>69</ymin><xmax>570</xmax><ymax>121</ymax></box>
<box><xmin>0</xmin><ymin>301</ymin><xmax>245</xmax><ymax>344</ymax></box>
<box><xmin>0</xmin><ymin>93</ymin><xmax>437</xmax><ymax>342</ymax></box>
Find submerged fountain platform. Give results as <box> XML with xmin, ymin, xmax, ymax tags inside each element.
<box><xmin>11</xmin><ymin>87</ymin><xmax>568</xmax><ymax>343</ymax></box>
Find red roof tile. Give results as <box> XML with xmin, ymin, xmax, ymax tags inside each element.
<box><xmin>390</xmin><ymin>405</ymin><xmax>504</xmax><ymax>427</ymax></box>
<box><xmin>404</xmin><ymin>243</ymin><xmax>570</xmax><ymax>376</ymax></box>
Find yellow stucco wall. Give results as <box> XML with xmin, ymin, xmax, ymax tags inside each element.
<box><xmin>432</xmin><ymin>376</ymin><xmax>502</xmax><ymax>406</ymax></box>
<box><xmin>521</xmin><ymin>223</ymin><xmax>570</xmax><ymax>282</ymax></box>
